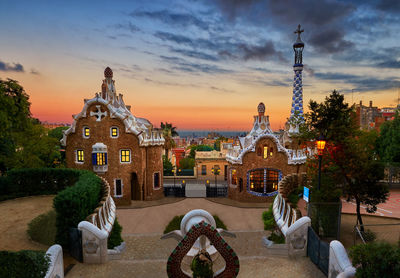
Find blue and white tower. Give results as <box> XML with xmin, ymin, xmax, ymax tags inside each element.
<box><xmin>289</xmin><ymin>25</ymin><xmax>305</xmax><ymax>133</ymax></box>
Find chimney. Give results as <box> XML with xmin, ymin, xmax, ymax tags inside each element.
<box><xmin>369</xmin><ymin>101</ymin><xmax>372</xmax><ymax>108</ymax></box>
<box><xmin>360</xmin><ymin>100</ymin><xmax>362</xmax><ymax>106</ymax></box>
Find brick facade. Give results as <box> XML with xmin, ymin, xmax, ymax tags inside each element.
<box><xmin>63</xmin><ymin>68</ymin><xmax>164</xmax><ymax>205</ymax></box>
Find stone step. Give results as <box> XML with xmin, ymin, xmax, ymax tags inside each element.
<box><xmin>262</xmin><ymin>236</ymin><xmax>289</xmax><ymax>257</ymax></box>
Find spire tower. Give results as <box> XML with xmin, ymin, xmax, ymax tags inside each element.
<box><xmin>289</xmin><ymin>25</ymin><xmax>305</xmax><ymax>132</ymax></box>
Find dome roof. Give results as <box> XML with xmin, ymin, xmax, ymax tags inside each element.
<box><xmin>104</xmin><ymin>67</ymin><xmax>113</xmax><ymax>78</ymax></box>
<box><xmin>258</xmin><ymin>102</ymin><xmax>265</xmax><ymax>114</ymax></box>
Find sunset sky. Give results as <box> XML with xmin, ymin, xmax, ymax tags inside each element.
<box><xmin>1</xmin><ymin>0</ymin><xmax>399</xmax><ymax>131</ymax></box>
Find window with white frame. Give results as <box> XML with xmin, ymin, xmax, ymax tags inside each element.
<box><xmin>83</xmin><ymin>126</ymin><xmax>90</xmax><ymax>138</ymax></box>
<box><xmin>110</xmin><ymin>127</ymin><xmax>119</xmax><ymax>138</ymax></box>
<box><xmin>153</xmin><ymin>172</ymin><xmax>160</xmax><ymax>188</ymax></box>
<box><xmin>115</xmin><ymin>179</ymin><xmax>123</xmax><ymax>197</ymax></box>
<box><xmin>76</xmin><ymin>150</ymin><xmax>84</xmax><ymax>163</ymax></box>
<box><xmin>120</xmin><ymin>149</ymin><xmax>131</xmax><ymax>163</ymax></box>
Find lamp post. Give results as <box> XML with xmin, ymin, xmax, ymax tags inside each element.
<box><xmin>316</xmin><ymin>135</ymin><xmax>326</xmax><ymax>191</ymax></box>
<box><xmin>211</xmin><ymin>167</ymin><xmax>220</xmax><ymax>188</ymax></box>
<box><xmin>172</xmin><ymin>167</ymin><xmax>176</xmax><ymax>188</ymax></box>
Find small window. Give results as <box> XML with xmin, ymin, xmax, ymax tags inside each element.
<box><xmin>270</xmin><ymin>147</ymin><xmax>274</xmax><ymax>157</ymax></box>
<box><xmin>115</xmin><ymin>179</ymin><xmax>123</xmax><ymax>197</ymax></box>
<box><xmin>120</xmin><ymin>149</ymin><xmax>131</xmax><ymax>163</ymax></box>
<box><xmin>76</xmin><ymin>150</ymin><xmax>84</xmax><ymax>163</ymax></box>
<box><xmin>110</xmin><ymin>127</ymin><xmax>119</xmax><ymax>138</ymax></box>
<box><xmin>92</xmin><ymin>152</ymin><xmax>107</xmax><ymax>165</ymax></box>
<box><xmin>257</xmin><ymin>147</ymin><xmax>262</xmax><ymax>156</ymax></box>
<box><xmin>263</xmin><ymin>146</ymin><xmax>268</xmax><ymax>159</ymax></box>
<box><xmin>201</xmin><ymin>165</ymin><xmax>207</xmax><ymax>175</ymax></box>
<box><xmin>154</xmin><ymin>172</ymin><xmax>160</xmax><ymax>188</ymax></box>
<box><xmin>83</xmin><ymin>127</ymin><xmax>90</xmax><ymax>138</ymax></box>
<box><xmin>231</xmin><ymin>169</ymin><xmax>237</xmax><ymax>185</ymax></box>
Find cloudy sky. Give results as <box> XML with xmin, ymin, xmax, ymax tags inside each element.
<box><xmin>0</xmin><ymin>0</ymin><xmax>399</xmax><ymax>131</ymax></box>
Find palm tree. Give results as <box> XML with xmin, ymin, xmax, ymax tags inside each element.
<box><xmin>161</xmin><ymin>122</ymin><xmax>178</xmax><ymax>158</ymax></box>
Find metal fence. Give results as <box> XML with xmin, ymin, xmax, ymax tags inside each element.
<box><xmin>206</xmin><ymin>185</ymin><xmax>228</xmax><ymax>197</ymax></box>
<box><xmin>354</xmin><ymin>223</ymin><xmax>400</xmax><ymax>246</ymax></box>
<box><xmin>163</xmin><ymin>185</ymin><xmax>186</xmax><ymax>197</ymax></box>
<box><xmin>307</xmin><ymin>201</ymin><xmax>342</xmax><ymax>240</ymax></box>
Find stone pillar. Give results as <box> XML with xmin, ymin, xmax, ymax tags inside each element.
<box><xmin>78</xmin><ymin>221</ymin><xmax>108</xmax><ymax>264</ymax></box>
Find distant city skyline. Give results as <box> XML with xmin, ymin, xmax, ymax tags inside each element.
<box><xmin>1</xmin><ymin>0</ymin><xmax>399</xmax><ymax>131</ymax></box>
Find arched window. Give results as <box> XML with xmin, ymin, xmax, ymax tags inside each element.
<box><xmin>247</xmin><ymin>168</ymin><xmax>280</xmax><ymax>196</ymax></box>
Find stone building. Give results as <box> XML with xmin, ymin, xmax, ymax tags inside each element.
<box><xmin>226</xmin><ymin>103</ymin><xmax>308</xmax><ymax>202</ymax></box>
<box><xmin>61</xmin><ymin>67</ymin><xmax>165</xmax><ymax>205</ymax></box>
<box><xmin>226</xmin><ymin>25</ymin><xmax>311</xmax><ymax>202</ymax></box>
<box><xmin>195</xmin><ymin>150</ymin><xmax>229</xmax><ymax>183</ymax></box>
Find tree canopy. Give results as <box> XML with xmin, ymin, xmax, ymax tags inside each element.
<box><xmin>377</xmin><ymin>112</ymin><xmax>400</xmax><ymax>164</ymax></box>
<box><xmin>0</xmin><ymin>79</ymin><xmax>62</xmax><ymax>172</ymax></box>
<box><xmin>304</xmin><ymin>90</ymin><xmax>388</xmax><ymax>229</ymax></box>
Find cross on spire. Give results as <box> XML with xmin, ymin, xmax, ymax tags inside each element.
<box><xmin>294</xmin><ymin>24</ymin><xmax>304</xmax><ymax>39</ymax></box>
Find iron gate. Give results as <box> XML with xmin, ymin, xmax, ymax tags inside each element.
<box><xmin>69</xmin><ymin>227</ymin><xmax>83</xmax><ymax>262</ymax></box>
<box><xmin>307</xmin><ymin>226</ymin><xmax>329</xmax><ymax>276</ymax></box>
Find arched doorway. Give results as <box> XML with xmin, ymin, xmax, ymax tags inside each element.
<box><xmin>131</xmin><ymin>172</ymin><xmax>141</xmax><ymax>200</ymax></box>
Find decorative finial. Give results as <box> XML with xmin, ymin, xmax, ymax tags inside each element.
<box><xmin>257</xmin><ymin>102</ymin><xmax>265</xmax><ymax>115</ymax></box>
<box><xmin>294</xmin><ymin>24</ymin><xmax>304</xmax><ymax>39</ymax></box>
<box><xmin>104</xmin><ymin>67</ymin><xmax>113</xmax><ymax>78</ymax></box>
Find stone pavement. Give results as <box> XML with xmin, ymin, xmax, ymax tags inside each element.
<box><xmin>67</xmin><ymin>231</ymin><xmax>325</xmax><ymax>278</ymax></box>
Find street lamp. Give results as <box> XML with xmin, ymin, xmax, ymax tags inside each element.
<box><xmin>211</xmin><ymin>167</ymin><xmax>220</xmax><ymax>187</ymax></box>
<box><xmin>316</xmin><ymin>135</ymin><xmax>326</xmax><ymax>191</ymax></box>
<box><xmin>172</xmin><ymin>167</ymin><xmax>176</xmax><ymax>187</ymax></box>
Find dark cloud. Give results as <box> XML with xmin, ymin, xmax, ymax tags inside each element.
<box><xmin>308</xmin><ymin>29</ymin><xmax>354</xmax><ymax>54</ymax></box>
<box><xmin>315</xmin><ymin>72</ymin><xmax>400</xmax><ymax>92</ymax></box>
<box><xmin>212</xmin><ymin>0</ymin><xmax>259</xmax><ymax>20</ymax></box>
<box><xmin>209</xmin><ymin>86</ymin><xmax>236</xmax><ymax>93</ymax></box>
<box><xmin>376</xmin><ymin>60</ymin><xmax>400</xmax><ymax>69</ymax></box>
<box><xmin>169</xmin><ymin>48</ymin><xmax>218</xmax><ymax>61</ymax></box>
<box><xmin>113</xmin><ymin>22</ymin><xmax>140</xmax><ymax>33</ymax></box>
<box><xmin>376</xmin><ymin>0</ymin><xmax>400</xmax><ymax>13</ymax></box>
<box><xmin>130</xmin><ymin>10</ymin><xmax>209</xmax><ymax>30</ymax></box>
<box><xmin>155</xmin><ymin>31</ymin><xmax>285</xmax><ymax>62</ymax></box>
<box><xmin>239</xmin><ymin>41</ymin><xmax>287</xmax><ymax>62</ymax></box>
<box><xmin>159</xmin><ymin>55</ymin><xmax>233</xmax><ymax>74</ymax></box>
<box><xmin>0</xmin><ymin>61</ymin><xmax>24</xmax><ymax>72</ymax></box>
<box><xmin>30</xmin><ymin>69</ymin><xmax>40</xmax><ymax>75</ymax></box>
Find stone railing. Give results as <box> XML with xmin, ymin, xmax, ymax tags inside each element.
<box><xmin>328</xmin><ymin>240</ymin><xmax>356</xmax><ymax>278</ymax></box>
<box><xmin>273</xmin><ymin>193</ymin><xmax>299</xmax><ymax>236</ymax></box>
<box><xmin>45</xmin><ymin>244</ymin><xmax>64</xmax><ymax>278</ymax></box>
<box><xmin>78</xmin><ymin>177</ymin><xmax>122</xmax><ymax>264</ymax></box>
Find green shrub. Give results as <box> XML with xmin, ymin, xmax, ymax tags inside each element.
<box><xmin>287</xmin><ymin>187</ymin><xmax>303</xmax><ymax>209</ymax></box>
<box><xmin>349</xmin><ymin>242</ymin><xmax>400</xmax><ymax>278</ymax></box>
<box><xmin>361</xmin><ymin>229</ymin><xmax>377</xmax><ymax>243</ymax></box>
<box><xmin>108</xmin><ymin>218</ymin><xmax>123</xmax><ymax>249</ymax></box>
<box><xmin>262</xmin><ymin>204</ymin><xmax>276</xmax><ymax>231</ymax></box>
<box><xmin>27</xmin><ymin>210</ymin><xmax>56</xmax><ymax>246</ymax></box>
<box><xmin>164</xmin><ymin>215</ymin><xmax>227</xmax><ymax>234</ymax></box>
<box><xmin>0</xmin><ymin>250</ymin><xmax>50</xmax><ymax>278</ymax></box>
<box><xmin>0</xmin><ymin>168</ymin><xmax>81</xmax><ymax>201</ymax></box>
<box><xmin>53</xmin><ymin>171</ymin><xmax>102</xmax><ymax>248</ymax></box>
<box><xmin>268</xmin><ymin>232</ymin><xmax>285</xmax><ymax>244</ymax></box>
<box><xmin>191</xmin><ymin>250</ymin><xmax>213</xmax><ymax>278</ymax></box>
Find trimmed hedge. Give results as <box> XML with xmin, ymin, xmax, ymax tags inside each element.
<box><xmin>0</xmin><ymin>250</ymin><xmax>50</xmax><ymax>278</ymax></box>
<box><xmin>108</xmin><ymin>218</ymin><xmax>123</xmax><ymax>249</ymax></box>
<box><xmin>0</xmin><ymin>168</ymin><xmax>81</xmax><ymax>201</ymax></box>
<box><xmin>27</xmin><ymin>210</ymin><xmax>57</xmax><ymax>246</ymax></box>
<box><xmin>53</xmin><ymin>171</ymin><xmax>103</xmax><ymax>248</ymax></box>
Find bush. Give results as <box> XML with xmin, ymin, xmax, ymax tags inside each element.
<box><xmin>287</xmin><ymin>186</ymin><xmax>303</xmax><ymax>209</ymax></box>
<box><xmin>164</xmin><ymin>215</ymin><xmax>227</xmax><ymax>234</ymax></box>
<box><xmin>53</xmin><ymin>171</ymin><xmax>102</xmax><ymax>248</ymax></box>
<box><xmin>108</xmin><ymin>218</ymin><xmax>123</xmax><ymax>249</ymax></box>
<box><xmin>0</xmin><ymin>250</ymin><xmax>50</xmax><ymax>278</ymax></box>
<box><xmin>262</xmin><ymin>204</ymin><xmax>276</xmax><ymax>231</ymax></box>
<box><xmin>27</xmin><ymin>210</ymin><xmax>57</xmax><ymax>246</ymax></box>
<box><xmin>349</xmin><ymin>242</ymin><xmax>400</xmax><ymax>278</ymax></box>
<box><xmin>0</xmin><ymin>168</ymin><xmax>81</xmax><ymax>201</ymax></box>
<box><xmin>268</xmin><ymin>231</ymin><xmax>285</xmax><ymax>244</ymax></box>
<box><xmin>191</xmin><ymin>250</ymin><xmax>213</xmax><ymax>278</ymax></box>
